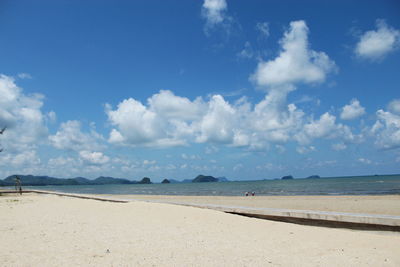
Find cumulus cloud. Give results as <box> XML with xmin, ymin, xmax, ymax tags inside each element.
<box><xmin>296</xmin><ymin>112</ymin><xmax>358</xmax><ymax>145</ymax></box>
<box><xmin>300</xmin><ymin>113</ymin><xmax>337</xmax><ymax>140</ymax></box>
<box><xmin>49</xmin><ymin>120</ymin><xmax>104</xmax><ymax>151</ymax></box>
<box><xmin>340</xmin><ymin>99</ymin><xmax>366</xmax><ymax>120</ymax></box>
<box><xmin>250</xmin><ymin>20</ymin><xmax>336</xmax><ymax>91</ymax></box>
<box><xmin>202</xmin><ymin>0</ymin><xmax>228</xmax><ymax>27</ymax></box>
<box><xmin>148</xmin><ymin>90</ymin><xmax>205</xmax><ymax>121</ymax></box>
<box><xmin>104</xmin><ymin>22</ymin><xmax>354</xmax><ymax>153</ymax></box>
<box><xmin>196</xmin><ymin>95</ymin><xmax>237</xmax><ymax>144</ymax></box>
<box><xmin>106</xmin><ymin>88</ymin><xmax>358</xmax><ymax>153</ymax></box>
<box><xmin>79</xmin><ymin>151</ymin><xmax>110</xmax><ymax>165</ymax></box>
<box><xmin>0</xmin><ymin>74</ymin><xmax>48</xmax><ymax>152</ymax></box>
<box><xmin>355</xmin><ymin>20</ymin><xmax>400</xmax><ymax>61</ymax></box>
<box><xmin>371</xmin><ymin>108</ymin><xmax>400</xmax><ymax>150</ymax></box>
<box><xmin>388</xmin><ymin>99</ymin><xmax>400</xmax><ymax>114</ymax></box>
<box><xmin>106</xmin><ymin>90</ymin><xmax>202</xmax><ymax>147</ymax></box>
<box><xmin>0</xmin><ymin>150</ymin><xmax>40</xmax><ymax>167</ymax></box>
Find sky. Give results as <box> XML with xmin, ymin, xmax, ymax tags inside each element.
<box><xmin>0</xmin><ymin>0</ymin><xmax>400</xmax><ymax>181</ymax></box>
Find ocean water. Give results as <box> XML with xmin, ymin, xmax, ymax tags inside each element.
<box><xmin>23</xmin><ymin>175</ymin><xmax>400</xmax><ymax>196</ymax></box>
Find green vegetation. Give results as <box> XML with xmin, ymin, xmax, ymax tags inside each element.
<box><xmin>0</xmin><ymin>175</ymin><xmax>153</xmax><ymax>186</ymax></box>
<box><xmin>192</xmin><ymin>175</ymin><xmax>218</xmax><ymax>183</ymax></box>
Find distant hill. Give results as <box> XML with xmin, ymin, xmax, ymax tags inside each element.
<box><xmin>306</xmin><ymin>175</ymin><xmax>320</xmax><ymax>179</ymax></box>
<box><xmin>0</xmin><ymin>175</ymin><xmax>152</xmax><ymax>186</ymax></box>
<box><xmin>281</xmin><ymin>175</ymin><xmax>294</xmax><ymax>180</ymax></box>
<box><xmin>192</xmin><ymin>175</ymin><xmax>218</xmax><ymax>183</ymax></box>
<box><xmin>93</xmin><ymin>176</ymin><xmax>132</xmax><ymax>184</ymax></box>
<box><xmin>72</xmin><ymin>177</ymin><xmax>92</xmax><ymax>184</ymax></box>
<box><xmin>3</xmin><ymin>175</ymin><xmax>80</xmax><ymax>186</ymax></box>
<box><xmin>161</xmin><ymin>179</ymin><xmax>170</xmax><ymax>184</ymax></box>
<box><xmin>216</xmin><ymin>176</ymin><xmax>230</xmax><ymax>182</ymax></box>
<box><xmin>139</xmin><ymin>177</ymin><xmax>152</xmax><ymax>184</ymax></box>
<box><xmin>167</xmin><ymin>179</ymin><xmax>181</xmax><ymax>184</ymax></box>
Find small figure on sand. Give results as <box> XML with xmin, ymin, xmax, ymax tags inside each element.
<box><xmin>251</xmin><ymin>191</ymin><xmax>255</xmax><ymax>196</ymax></box>
<box><xmin>15</xmin><ymin>176</ymin><xmax>22</xmax><ymax>195</ymax></box>
<box><xmin>245</xmin><ymin>192</ymin><xmax>249</xmax><ymax>196</ymax></box>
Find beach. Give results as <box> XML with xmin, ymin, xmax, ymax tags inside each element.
<box><xmin>1</xmin><ymin>193</ymin><xmax>400</xmax><ymax>266</ymax></box>
<box><xmin>102</xmin><ymin>194</ymin><xmax>400</xmax><ymax>216</ymax></box>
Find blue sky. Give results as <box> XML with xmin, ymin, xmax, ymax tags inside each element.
<box><xmin>0</xmin><ymin>0</ymin><xmax>400</xmax><ymax>181</ymax></box>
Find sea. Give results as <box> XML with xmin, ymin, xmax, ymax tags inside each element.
<box><xmin>22</xmin><ymin>175</ymin><xmax>400</xmax><ymax>196</ymax></box>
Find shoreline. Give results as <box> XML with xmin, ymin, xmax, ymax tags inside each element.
<box><xmin>98</xmin><ymin>194</ymin><xmax>400</xmax><ymax>216</ymax></box>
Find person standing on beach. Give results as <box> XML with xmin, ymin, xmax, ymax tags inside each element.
<box><xmin>15</xmin><ymin>176</ymin><xmax>22</xmax><ymax>195</ymax></box>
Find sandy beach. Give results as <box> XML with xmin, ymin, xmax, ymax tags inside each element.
<box><xmin>101</xmin><ymin>194</ymin><xmax>400</xmax><ymax>216</ymax></box>
<box><xmin>1</xmin><ymin>193</ymin><xmax>400</xmax><ymax>266</ymax></box>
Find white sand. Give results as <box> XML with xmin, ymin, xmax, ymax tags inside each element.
<box><xmin>106</xmin><ymin>194</ymin><xmax>400</xmax><ymax>215</ymax></box>
<box><xmin>1</xmin><ymin>193</ymin><xmax>399</xmax><ymax>266</ymax></box>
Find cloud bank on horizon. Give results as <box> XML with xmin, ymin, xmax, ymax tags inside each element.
<box><xmin>0</xmin><ymin>0</ymin><xmax>399</xmax><ymax>181</ymax></box>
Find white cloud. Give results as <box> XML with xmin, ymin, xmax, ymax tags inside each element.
<box><xmin>196</xmin><ymin>95</ymin><xmax>237</xmax><ymax>144</ymax></box>
<box><xmin>237</xmin><ymin>42</ymin><xmax>254</xmax><ymax>59</ymax></box>
<box><xmin>372</xmin><ymin>109</ymin><xmax>400</xmax><ymax>149</ymax></box>
<box><xmin>181</xmin><ymin>153</ymin><xmax>201</xmax><ymax>160</ymax></box>
<box><xmin>251</xmin><ymin>92</ymin><xmax>305</xmax><ymax>144</ymax></box>
<box><xmin>340</xmin><ymin>99</ymin><xmax>366</xmax><ymax>120</ymax></box>
<box><xmin>202</xmin><ymin>0</ymin><xmax>228</xmax><ymax>27</ymax></box>
<box><xmin>205</xmin><ymin>145</ymin><xmax>219</xmax><ymax>154</ymax></box>
<box><xmin>79</xmin><ymin>151</ymin><xmax>110</xmax><ymax>165</ymax></box>
<box><xmin>332</xmin><ymin>142</ymin><xmax>347</xmax><ymax>151</ymax></box>
<box><xmin>17</xmin><ymin>73</ymin><xmax>32</xmax><ymax>79</ymax></box>
<box><xmin>0</xmin><ymin>150</ymin><xmax>40</xmax><ymax>167</ymax></box>
<box><xmin>233</xmin><ymin>163</ymin><xmax>243</xmax><ymax>171</ymax></box>
<box><xmin>0</xmin><ymin>74</ymin><xmax>48</xmax><ymax>152</ymax></box>
<box><xmin>301</xmin><ymin>112</ymin><xmax>337</xmax><ymax>140</ymax></box>
<box><xmin>296</xmin><ymin>112</ymin><xmax>358</xmax><ymax>145</ymax></box>
<box><xmin>256</xmin><ymin>162</ymin><xmax>283</xmax><ymax>171</ymax></box>
<box><xmin>106</xmin><ymin>98</ymin><xmax>161</xmax><ymax>145</ymax></box>
<box><xmin>143</xmin><ymin>159</ymin><xmax>156</xmax><ymax>165</ymax></box>
<box><xmin>355</xmin><ymin>19</ymin><xmax>400</xmax><ymax>60</ymax></box>
<box><xmin>48</xmin><ymin>156</ymin><xmax>77</xmax><ymax>167</ymax></box>
<box><xmin>388</xmin><ymin>99</ymin><xmax>400</xmax><ymax>114</ymax></box>
<box><xmin>104</xmin><ymin>22</ymin><xmax>346</xmax><ymax>152</ymax></box>
<box><xmin>256</xmin><ymin>22</ymin><xmax>269</xmax><ymax>38</ymax></box>
<box><xmin>296</xmin><ymin>146</ymin><xmax>316</xmax><ymax>154</ymax></box>
<box><xmin>46</xmin><ymin>111</ymin><xmax>57</xmax><ymax>123</ymax></box>
<box><xmin>106</xmin><ymin>90</ymin><xmax>202</xmax><ymax>147</ymax></box>
<box><xmin>49</xmin><ymin>120</ymin><xmax>104</xmax><ymax>151</ymax></box>
<box><xmin>148</xmin><ymin>90</ymin><xmax>205</xmax><ymax>121</ymax></box>
<box><xmin>250</xmin><ymin>20</ymin><xmax>336</xmax><ymax>91</ymax></box>
<box><xmin>106</xmin><ymin>88</ymin><xmax>362</xmax><ymax>153</ymax></box>
<box><xmin>358</xmin><ymin>158</ymin><xmax>372</xmax><ymax>164</ymax></box>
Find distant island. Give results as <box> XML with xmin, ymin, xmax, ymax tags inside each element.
<box><xmin>167</xmin><ymin>175</ymin><xmax>229</xmax><ymax>183</ymax></box>
<box><xmin>2</xmin><ymin>173</ymin><xmax>397</xmax><ymax>187</ymax></box>
<box><xmin>0</xmin><ymin>174</ymin><xmax>229</xmax><ymax>186</ymax></box>
<box><xmin>192</xmin><ymin>175</ymin><xmax>218</xmax><ymax>183</ymax></box>
<box><xmin>0</xmin><ymin>175</ymin><xmax>152</xmax><ymax>186</ymax></box>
